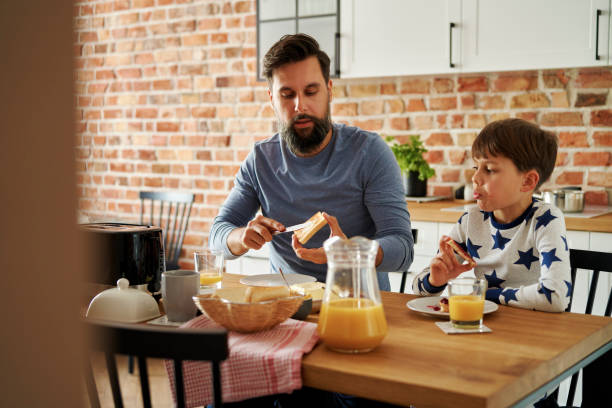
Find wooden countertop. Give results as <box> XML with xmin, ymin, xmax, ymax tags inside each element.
<box><xmin>407</xmin><ymin>199</ymin><xmax>612</xmax><ymax>233</ymax></box>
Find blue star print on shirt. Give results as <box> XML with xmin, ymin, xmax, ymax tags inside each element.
<box><xmin>480</xmin><ymin>210</ymin><xmax>491</xmax><ymax>222</ymax></box>
<box><xmin>492</xmin><ymin>230</ymin><xmax>511</xmax><ymax>250</ymax></box>
<box><xmin>561</xmin><ymin>235</ymin><xmax>568</xmax><ymax>251</ymax></box>
<box><xmin>467</xmin><ymin>238</ymin><xmax>482</xmax><ymax>259</ymax></box>
<box><xmin>541</xmin><ymin>248</ymin><xmax>562</xmax><ymax>269</ymax></box>
<box><xmin>564</xmin><ymin>280</ymin><xmax>573</xmax><ymax>298</ymax></box>
<box><xmin>535</xmin><ymin>209</ymin><xmax>557</xmax><ymax>230</ymax></box>
<box><xmin>487</xmin><ymin>287</ymin><xmax>503</xmax><ymax>303</ymax></box>
<box><xmin>417</xmin><ymin>277</ymin><xmax>424</xmax><ymax>292</ymax></box>
<box><xmin>501</xmin><ymin>288</ymin><xmax>519</xmax><ymax>304</ymax></box>
<box><xmin>524</xmin><ymin>205</ymin><xmax>538</xmax><ymax>223</ymax></box>
<box><xmin>485</xmin><ymin>270</ymin><xmax>505</xmax><ymax>288</ymax></box>
<box><xmin>514</xmin><ymin>248</ymin><xmax>539</xmax><ymax>270</ymax></box>
<box><xmin>538</xmin><ymin>284</ymin><xmax>555</xmax><ymax>304</ymax></box>
<box><xmin>458</xmin><ymin>212</ymin><xmax>467</xmax><ymax>224</ymax></box>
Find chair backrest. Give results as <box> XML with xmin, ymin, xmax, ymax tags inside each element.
<box><xmin>139</xmin><ymin>191</ymin><xmax>194</xmax><ymax>270</ymax></box>
<box><xmin>84</xmin><ymin>320</ymin><xmax>228</xmax><ymax>408</ymax></box>
<box><xmin>566</xmin><ymin>249</ymin><xmax>612</xmax><ymax>316</ymax></box>
<box><xmin>559</xmin><ymin>249</ymin><xmax>612</xmax><ymax>407</ymax></box>
<box><xmin>398</xmin><ymin>229</ymin><xmax>418</xmax><ymax>293</ymax></box>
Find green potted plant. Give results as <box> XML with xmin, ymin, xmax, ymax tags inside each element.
<box><xmin>386</xmin><ymin>135</ymin><xmax>435</xmax><ymax>197</ymax></box>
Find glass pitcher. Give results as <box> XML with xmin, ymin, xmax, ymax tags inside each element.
<box><xmin>318</xmin><ymin>236</ymin><xmax>388</xmax><ymax>353</ymax></box>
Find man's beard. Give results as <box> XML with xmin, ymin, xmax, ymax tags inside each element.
<box><xmin>279</xmin><ymin>107</ymin><xmax>332</xmax><ymax>155</ymax></box>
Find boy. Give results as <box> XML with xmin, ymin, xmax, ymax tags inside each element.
<box><xmin>413</xmin><ymin>118</ymin><xmax>571</xmax><ymax>313</ymax></box>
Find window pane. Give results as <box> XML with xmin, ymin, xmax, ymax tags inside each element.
<box><xmin>259</xmin><ymin>20</ymin><xmax>296</xmax><ymax>76</ymax></box>
<box><xmin>298</xmin><ymin>16</ymin><xmax>337</xmax><ymax>75</ymax></box>
<box><xmin>298</xmin><ymin>0</ymin><xmax>336</xmax><ymax>17</ymax></box>
<box><xmin>259</xmin><ymin>0</ymin><xmax>295</xmax><ymax>20</ymax></box>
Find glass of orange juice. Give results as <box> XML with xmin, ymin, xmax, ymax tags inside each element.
<box><xmin>194</xmin><ymin>249</ymin><xmax>224</xmax><ymax>293</ymax></box>
<box><xmin>448</xmin><ymin>277</ymin><xmax>488</xmax><ymax>330</ymax></box>
<box><xmin>318</xmin><ymin>236</ymin><xmax>387</xmax><ymax>353</ymax></box>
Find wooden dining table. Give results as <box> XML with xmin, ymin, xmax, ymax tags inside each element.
<box><xmin>221</xmin><ymin>273</ymin><xmax>611</xmax><ymax>408</ymax></box>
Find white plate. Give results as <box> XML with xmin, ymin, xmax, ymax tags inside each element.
<box><xmin>406</xmin><ymin>296</ymin><xmax>498</xmax><ymax>318</ymax></box>
<box><xmin>239</xmin><ymin>273</ymin><xmax>317</xmax><ymax>287</ymax></box>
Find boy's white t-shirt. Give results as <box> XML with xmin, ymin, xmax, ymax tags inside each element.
<box><xmin>413</xmin><ymin>199</ymin><xmax>571</xmax><ymax>312</ymax></box>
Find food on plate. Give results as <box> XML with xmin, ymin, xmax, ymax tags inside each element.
<box><xmin>443</xmin><ymin>237</ymin><xmax>477</xmax><ymax>268</ymax></box>
<box><xmin>439</xmin><ymin>297</ymin><xmax>449</xmax><ymax>313</ymax></box>
<box><xmin>290</xmin><ymin>281</ymin><xmax>325</xmax><ymax>301</ymax></box>
<box><xmin>294</xmin><ymin>211</ymin><xmax>328</xmax><ymax>244</ymax></box>
<box><xmin>245</xmin><ymin>285</ymin><xmax>290</xmax><ymax>303</ymax></box>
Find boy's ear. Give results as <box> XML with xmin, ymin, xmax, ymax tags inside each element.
<box><xmin>521</xmin><ymin>169</ymin><xmax>540</xmax><ymax>192</ymax></box>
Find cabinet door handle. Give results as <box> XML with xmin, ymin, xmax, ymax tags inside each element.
<box><xmin>449</xmin><ymin>22</ymin><xmax>456</xmax><ymax>68</ymax></box>
<box><xmin>335</xmin><ymin>32</ymin><xmax>341</xmax><ymax>77</ymax></box>
<box><xmin>595</xmin><ymin>9</ymin><xmax>602</xmax><ymax>61</ymax></box>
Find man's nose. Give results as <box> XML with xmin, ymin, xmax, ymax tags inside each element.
<box><xmin>294</xmin><ymin>95</ymin><xmax>306</xmax><ymax>113</ymax></box>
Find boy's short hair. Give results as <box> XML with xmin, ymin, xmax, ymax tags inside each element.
<box><xmin>472</xmin><ymin>118</ymin><xmax>558</xmax><ymax>188</ymax></box>
<box><xmin>262</xmin><ymin>33</ymin><xmax>330</xmax><ymax>86</ymax></box>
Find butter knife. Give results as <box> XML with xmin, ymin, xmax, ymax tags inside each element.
<box><xmin>272</xmin><ymin>221</ymin><xmax>312</xmax><ymax>235</ymax></box>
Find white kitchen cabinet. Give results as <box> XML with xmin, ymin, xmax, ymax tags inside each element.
<box><xmin>339</xmin><ymin>0</ymin><xmax>610</xmax><ymax>78</ymax></box>
<box><xmin>225</xmin><ymin>243</ymin><xmax>271</xmax><ymax>275</ymax></box>
<box><xmin>567</xmin><ymin>230</ymin><xmax>590</xmax><ymax>250</ymax></box>
<box><xmin>399</xmin><ymin>221</ymin><xmax>449</xmax><ymax>293</ymax></box>
<box><xmin>339</xmin><ymin>0</ymin><xmax>460</xmax><ymax>78</ymax></box>
<box><xmin>460</xmin><ymin>0</ymin><xmax>611</xmax><ymax>72</ymax></box>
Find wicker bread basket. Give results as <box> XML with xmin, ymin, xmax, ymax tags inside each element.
<box><xmin>192</xmin><ymin>293</ymin><xmax>304</xmax><ymax>333</ymax></box>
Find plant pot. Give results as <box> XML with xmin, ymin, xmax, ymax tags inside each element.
<box><xmin>405</xmin><ymin>171</ymin><xmax>427</xmax><ymax>197</ymax></box>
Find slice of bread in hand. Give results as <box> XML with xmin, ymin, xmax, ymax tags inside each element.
<box><xmin>245</xmin><ymin>285</ymin><xmax>290</xmax><ymax>303</ymax></box>
<box><xmin>294</xmin><ymin>211</ymin><xmax>328</xmax><ymax>244</ymax></box>
<box><xmin>443</xmin><ymin>237</ymin><xmax>477</xmax><ymax>268</ymax></box>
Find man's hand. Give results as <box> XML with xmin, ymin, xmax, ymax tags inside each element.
<box><xmin>428</xmin><ymin>235</ymin><xmax>473</xmax><ymax>287</ymax></box>
<box><xmin>292</xmin><ymin>212</ymin><xmax>346</xmax><ymax>264</ymax></box>
<box><xmin>227</xmin><ymin>215</ymin><xmax>284</xmax><ymax>256</ymax></box>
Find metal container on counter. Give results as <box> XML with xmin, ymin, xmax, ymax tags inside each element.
<box><xmin>541</xmin><ymin>189</ymin><xmax>585</xmax><ymax>213</ymax></box>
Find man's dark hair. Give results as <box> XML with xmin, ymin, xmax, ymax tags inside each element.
<box><xmin>263</xmin><ymin>33</ymin><xmax>330</xmax><ymax>85</ymax></box>
<box><xmin>472</xmin><ymin>118</ymin><xmax>558</xmax><ymax>188</ymax></box>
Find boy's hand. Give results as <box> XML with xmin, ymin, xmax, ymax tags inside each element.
<box><xmin>428</xmin><ymin>235</ymin><xmax>474</xmax><ymax>287</ymax></box>
<box><xmin>292</xmin><ymin>212</ymin><xmax>346</xmax><ymax>264</ymax></box>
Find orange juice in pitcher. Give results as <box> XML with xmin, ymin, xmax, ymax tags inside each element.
<box><xmin>319</xmin><ymin>236</ymin><xmax>387</xmax><ymax>353</ymax></box>
<box><xmin>318</xmin><ymin>298</ymin><xmax>387</xmax><ymax>352</ymax></box>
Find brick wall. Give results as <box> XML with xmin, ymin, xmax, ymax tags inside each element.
<box><xmin>74</xmin><ymin>0</ymin><xmax>611</xmax><ymax>268</ymax></box>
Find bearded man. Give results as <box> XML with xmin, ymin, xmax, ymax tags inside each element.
<box><xmin>209</xmin><ymin>34</ymin><xmax>413</xmax><ymax>291</ymax></box>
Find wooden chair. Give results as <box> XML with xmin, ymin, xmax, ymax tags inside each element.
<box><xmin>84</xmin><ymin>320</ymin><xmax>228</xmax><ymax>408</ymax></box>
<box><xmin>139</xmin><ymin>191</ymin><xmax>194</xmax><ymax>271</ymax></box>
<box><xmin>398</xmin><ymin>229</ymin><xmax>418</xmax><ymax>293</ymax></box>
<box><xmin>554</xmin><ymin>249</ymin><xmax>612</xmax><ymax>408</ymax></box>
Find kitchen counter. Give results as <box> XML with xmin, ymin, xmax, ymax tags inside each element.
<box><xmin>407</xmin><ymin>199</ymin><xmax>612</xmax><ymax>233</ymax></box>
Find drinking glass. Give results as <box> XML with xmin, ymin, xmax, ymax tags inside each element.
<box><xmin>194</xmin><ymin>249</ymin><xmax>224</xmax><ymax>293</ymax></box>
<box><xmin>448</xmin><ymin>277</ymin><xmax>487</xmax><ymax>330</ymax></box>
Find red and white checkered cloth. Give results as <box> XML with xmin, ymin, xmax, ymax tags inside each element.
<box><xmin>164</xmin><ymin>314</ymin><xmax>319</xmax><ymax>407</ymax></box>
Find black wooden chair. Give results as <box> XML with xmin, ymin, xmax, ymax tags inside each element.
<box><xmin>84</xmin><ymin>320</ymin><xmax>228</xmax><ymax>408</ymax></box>
<box><xmin>398</xmin><ymin>229</ymin><xmax>418</xmax><ymax>293</ymax></box>
<box><xmin>139</xmin><ymin>191</ymin><xmax>194</xmax><ymax>271</ymax></box>
<box><xmin>553</xmin><ymin>249</ymin><xmax>612</xmax><ymax>408</ymax></box>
